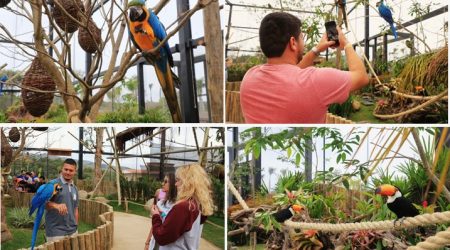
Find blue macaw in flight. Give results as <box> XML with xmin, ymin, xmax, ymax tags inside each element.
<box><xmin>127</xmin><ymin>0</ymin><xmax>182</xmax><ymax>122</ymax></box>
<box><xmin>29</xmin><ymin>180</ymin><xmax>62</xmax><ymax>250</ymax></box>
<box><xmin>377</xmin><ymin>0</ymin><xmax>398</xmax><ymax>39</ymax></box>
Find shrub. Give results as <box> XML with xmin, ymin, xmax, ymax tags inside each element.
<box><xmin>8</xmin><ymin>207</ymin><xmax>43</xmax><ymax>229</ymax></box>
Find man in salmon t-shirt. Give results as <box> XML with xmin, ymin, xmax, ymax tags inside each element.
<box><xmin>240</xmin><ymin>12</ymin><xmax>369</xmax><ymax>123</ymax></box>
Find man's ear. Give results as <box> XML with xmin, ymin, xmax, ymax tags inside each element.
<box><xmin>288</xmin><ymin>37</ymin><xmax>297</xmax><ymax>51</ymax></box>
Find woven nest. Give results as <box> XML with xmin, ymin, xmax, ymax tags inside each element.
<box><xmin>1</xmin><ymin>131</ymin><xmax>13</xmax><ymax>167</ymax></box>
<box><xmin>0</xmin><ymin>0</ymin><xmax>11</xmax><ymax>8</ymax></box>
<box><xmin>52</xmin><ymin>0</ymin><xmax>84</xmax><ymax>33</ymax></box>
<box><xmin>32</xmin><ymin>127</ymin><xmax>49</xmax><ymax>131</ymax></box>
<box><xmin>21</xmin><ymin>58</ymin><xmax>56</xmax><ymax>117</ymax></box>
<box><xmin>8</xmin><ymin>127</ymin><xmax>20</xmax><ymax>142</ymax></box>
<box><xmin>78</xmin><ymin>18</ymin><xmax>102</xmax><ymax>53</ymax></box>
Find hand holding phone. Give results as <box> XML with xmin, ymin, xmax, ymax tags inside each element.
<box><xmin>325</xmin><ymin>21</ymin><xmax>340</xmax><ymax>47</ymax></box>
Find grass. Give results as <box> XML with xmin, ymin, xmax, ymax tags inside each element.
<box><xmin>108</xmin><ymin>201</ymin><xmax>225</xmax><ymax>249</ymax></box>
<box><xmin>2</xmin><ymin>219</ymin><xmax>95</xmax><ymax>250</ymax></box>
<box><xmin>202</xmin><ymin>215</ymin><xmax>225</xmax><ymax>249</ymax></box>
<box><xmin>349</xmin><ymin>96</ymin><xmax>395</xmax><ymax>124</ymax></box>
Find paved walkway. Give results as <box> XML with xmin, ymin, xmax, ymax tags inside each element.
<box><xmin>112</xmin><ymin>212</ymin><xmax>220</xmax><ymax>250</ymax></box>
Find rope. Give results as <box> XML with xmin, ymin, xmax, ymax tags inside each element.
<box><xmin>392</xmin><ymin>90</ymin><xmax>448</xmax><ymax>101</ymax></box>
<box><xmin>373</xmin><ymin>89</ymin><xmax>448</xmax><ymax>119</ymax></box>
<box><xmin>227</xmin><ymin>177</ymin><xmax>250</xmax><ymax>210</ymax></box>
<box><xmin>284</xmin><ymin>211</ymin><xmax>450</xmax><ymax>233</ymax></box>
<box><xmin>408</xmin><ymin>227</ymin><xmax>450</xmax><ymax>250</ymax></box>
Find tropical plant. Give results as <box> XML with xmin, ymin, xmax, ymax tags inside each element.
<box><xmin>8</xmin><ymin>207</ymin><xmax>41</xmax><ymax>228</ymax></box>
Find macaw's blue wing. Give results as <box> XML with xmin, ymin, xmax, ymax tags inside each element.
<box><xmin>147</xmin><ymin>8</ymin><xmax>174</xmax><ymax>68</ymax></box>
<box><xmin>29</xmin><ymin>181</ymin><xmax>57</xmax><ymax>250</ymax></box>
<box><xmin>378</xmin><ymin>3</ymin><xmax>398</xmax><ymax>39</ymax></box>
<box><xmin>0</xmin><ymin>75</ymin><xmax>7</xmax><ymax>96</ymax></box>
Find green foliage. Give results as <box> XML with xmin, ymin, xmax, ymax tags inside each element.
<box><xmin>43</xmin><ymin>104</ymin><xmax>67</xmax><ymax>123</ymax></box>
<box><xmin>274</xmin><ymin>171</ymin><xmax>308</xmax><ymax>194</ymax></box>
<box><xmin>227</xmin><ymin>54</ymin><xmax>266</xmax><ymax>82</ymax></box>
<box><xmin>255</xmin><ymin>210</ymin><xmax>282</xmax><ymax>232</ymax></box>
<box><xmin>120</xmin><ymin>176</ymin><xmax>161</xmax><ymax>203</ymax></box>
<box><xmin>329</xmin><ymin>95</ymin><xmax>354</xmax><ymax>118</ymax></box>
<box><xmin>8</xmin><ymin>207</ymin><xmax>38</xmax><ymax>228</ymax></box>
<box><xmin>211</xmin><ymin>176</ymin><xmax>225</xmax><ymax>216</ymax></box>
<box><xmin>96</xmin><ymin>105</ymin><xmax>171</xmax><ymax>123</ymax></box>
<box><xmin>0</xmin><ymin>111</ymin><xmax>7</xmax><ymax>122</ymax></box>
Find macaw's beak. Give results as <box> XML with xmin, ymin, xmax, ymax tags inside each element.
<box><xmin>375</xmin><ymin>184</ymin><xmax>397</xmax><ymax>196</ymax></box>
<box><xmin>53</xmin><ymin>184</ymin><xmax>62</xmax><ymax>196</ymax></box>
<box><xmin>129</xmin><ymin>6</ymin><xmax>143</xmax><ymax>22</ymax></box>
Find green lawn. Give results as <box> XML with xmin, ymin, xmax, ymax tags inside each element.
<box><xmin>108</xmin><ymin>200</ymin><xmax>150</xmax><ymax>218</ymax></box>
<box><xmin>2</xmin><ymin>220</ymin><xmax>95</xmax><ymax>250</ymax></box>
<box><xmin>349</xmin><ymin>96</ymin><xmax>395</xmax><ymax>124</ymax></box>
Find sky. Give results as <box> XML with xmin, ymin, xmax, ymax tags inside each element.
<box><xmin>0</xmin><ymin>0</ymin><xmax>226</xmax><ymax>109</ymax></box>
<box><xmin>4</xmin><ymin>126</ymin><xmax>223</xmax><ymax>173</ymax></box>
<box><xmin>225</xmin><ymin>0</ymin><xmax>448</xmax><ymax>59</ymax></box>
<box><xmin>227</xmin><ymin>126</ymin><xmax>435</xmax><ymax>192</ymax></box>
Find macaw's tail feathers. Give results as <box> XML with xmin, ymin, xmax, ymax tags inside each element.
<box><xmin>31</xmin><ymin>205</ymin><xmax>45</xmax><ymax>250</ymax></box>
<box><xmin>154</xmin><ymin>63</ymin><xmax>182</xmax><ymax>123</ymax></box>
<box><xmin>171</xmin><ymin>69</ymin><xmax>181</xmax><ymax>89</ymax></box>
<box><xmin>390</xmin><ymin>23</ymin><xmax>398</xmax><ymax>39</ymax></box>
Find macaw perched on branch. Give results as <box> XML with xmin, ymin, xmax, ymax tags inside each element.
<box><xmin>127</xmin><ymin>0</ymin><xmax>182</xmax><ymax>122</ymax></box>
<box><xmin>336</xmin><ymin>0</ymin><xmax>348</xmax><ymax>28</ymax></box>
<box><xmin>29</xmin><ymin>180</ymin><xmax>63</xmax><ymax>250</ymax></box>
<box><xmin>376</xmin><ymin>0</ymin><xmax>398</xmax><ymax>39</ymax></box>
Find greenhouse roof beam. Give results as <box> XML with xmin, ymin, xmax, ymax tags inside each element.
<box><xmin>225</xmin><ymin>1</ymin><xmax>317</xmax><ymax>14</ymax></box>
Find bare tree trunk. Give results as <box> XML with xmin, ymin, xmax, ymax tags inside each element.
<box><xmin>203</xmin><ymin>0</ymin><xmax>223</xmax><ymax>122</ymax></box>
<box><xmin>94</xmin><ymin>127</ymin><xmax>105</xmax><ymax>190</ymax></box>
<box><xmin>198</xmin><ymin>128</ymin><xmax>210</xmax><ymax>167</ymax></box>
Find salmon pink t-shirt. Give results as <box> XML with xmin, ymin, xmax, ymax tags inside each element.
<box><xmin>240</xmin><ymin>64</ymin><xmax>351</xmax><ymax>123</ymax></box>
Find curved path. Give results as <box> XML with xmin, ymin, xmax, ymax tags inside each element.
<box><xmin>112</xmin><ymin>212</ymin><xmax>220</xmax><ymax>250</ymax></box>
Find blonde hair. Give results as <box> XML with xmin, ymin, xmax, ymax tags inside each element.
<box><xmin>176</xmin><ymin>164</ymin><xmax>214</xmax><ymax>216</ymax></box>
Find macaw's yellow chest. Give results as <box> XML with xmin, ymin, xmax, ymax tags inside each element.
<box><xmin>129</xmin><ymin>21</ymin><xmax>155</xmax><ymax>51</ymax></box>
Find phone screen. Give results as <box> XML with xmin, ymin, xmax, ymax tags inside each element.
<box><xmin>325</xmin><ymin>21</ymin><xmax>340</xmax><ymax>47</ymax></box>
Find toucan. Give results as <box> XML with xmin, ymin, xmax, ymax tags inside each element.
<box><xmin>375</xmin><ymin>184</ymin><xmax>425</xmax><ymax>234</ymax></box>
<box><xmin>272</xmin><ymin>204</ymin><xmax>304</xmax><ymax>223</ymax></box>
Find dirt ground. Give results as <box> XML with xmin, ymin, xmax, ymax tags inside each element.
<box><xmin>112</xmin><ymin>212</ymin><xmax>220</xmax><ymax>250</ymax></box>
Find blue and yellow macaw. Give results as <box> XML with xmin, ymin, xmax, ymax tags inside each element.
<box><xmin>0</xmin><ymin>75</ymin><xmax>7</xmax><ymax>96</ymax></box>
<box><xmin>29</xmin><ymin>180</ymin><xmax>62</xmax><ymax>250</ymax></box>
<box><xmin>377</xmin><ymin>0</ymin><xmax>398</xmax><ymax>39</ymax></box>
<box><xmin>127</xmin><ymin>0</ymin><xmax>182</xmax><ymax>123</ymax></box>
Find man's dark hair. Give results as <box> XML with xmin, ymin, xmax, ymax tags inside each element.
<box><xmin>259</xmin><ymin>12</ymin><xmax>302</xmax><ymax>58</ymax></box>
<box><xmin>39</xmin><ymin>176</ymin><xmax>45</xmax><ymax>180</ymax></box>
<box><xmin>63</xmin><ymin>158</ymin><xmax>77</xmax><ymax>168</ymax></box>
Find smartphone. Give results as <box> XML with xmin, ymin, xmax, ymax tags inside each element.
<box><xmin>325</xmin><ymin>21</ymin><xmax>340</xmax><ymax>47</ymax></box>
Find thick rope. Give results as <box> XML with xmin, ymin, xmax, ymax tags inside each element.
<box><xmin>408</xmin><ymin>227</ymin><xmax>450</xmax><ymax>250</ymax></box>
<box><xmin>227</xmin><ymin>177</ymin><xmax>250</xmax><ymax>210</ymax></box>
<box><xmin>284</xmin><ymin>211</ymin><xmax>450</xmax><ymax>233</ymax></box>
<box><xmin>373</xmin><ymin>90</ymin><xmax>448</xmax><ymax>119</ymax></box>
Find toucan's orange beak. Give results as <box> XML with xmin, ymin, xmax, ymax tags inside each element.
<box><xmin>375</xmin><ymin>184</ymin><xmax>397</xmax><ymax>196</ymax></box>
<box><xmin>292</xmin><ymin>204</ymin><xmax>304</xmax><ymax>213</ymax></box>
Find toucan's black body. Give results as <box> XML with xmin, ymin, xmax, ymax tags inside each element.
<box><xmin>272</xmin><ymin>206</ymin><xmax>294</xmax><ymax>223</ymax></box>
<box><xmin>387</xmin><ymin>196</ymin><xmax>419</xmax><ymax>219</ymax></box>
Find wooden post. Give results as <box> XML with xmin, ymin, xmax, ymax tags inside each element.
<box><xmin>95</xmin><ymin>229</ymin><xmax>101</xmax><ymax>250</ymax></box>
<box><xmin>70</xmin><ymin>235</ymin><xmax>78</xmax><ymax>250</ymax></box>
<box><xmin>63</xmin><ymin>237</ymin><xmax>71</xmax><ymax>250</ymax></box>
<box><xmin>78</xmin><ymin>234</ymin><xmax>86</xmax><ymax>250</ymax></box>
<box><xmin>203</xmin><ymin>0</ymin><xmax>224</xmax><ymax>122</ymax></box>
<box><xmin>47</xmin><ymin>242</ymin><xmax>56</xmax><ymax>250</ymax></box>
<box><xmin>55</xmin><ymin>240</ymin><xmax>64</xmax><ymax>250</ymax></box>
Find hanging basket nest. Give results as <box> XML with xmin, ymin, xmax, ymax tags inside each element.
<box><xmin>8</xmin><ymin>127</ymin><xmax>20</xmax><ymax>142</ymax></box>
<box><xmin>21</xmin><ymin>58</ymin><xmax>56</xmax><ymax>117</ymax></box>
<box><xmin>78</xmin><ymin>18</ymin><xmax>102</xmax><ymax>53</ymax></box>
<box><xmin>52</xmin><ymin>0</ymin><xmax>84</xmax><ymax>33</ymax></box>
<box><xmin>1</xmin><ymin>131</ymin><xmax>13</xmax><ymax>168</ymax></box>
<box><xmin>0</xmin><ymin>0</ymin><xmax>11</xmax><ymax>8</ymax></box>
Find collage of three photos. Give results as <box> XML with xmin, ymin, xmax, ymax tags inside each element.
<box><xmin>0</xmin><ymin>0</ymin><xmax>449</xmax><ymax>249</ymax></box>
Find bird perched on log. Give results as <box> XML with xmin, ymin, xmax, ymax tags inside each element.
<box><xmin>375</xmin><ymin>184</ymin><xmax>425</xmax><ymax>234</ymax></box>
<box><xmin>376</xmin><ymin>1</ymin><xmax>398</xmax><ymax>39</ymax></box>
<box><xmin>29</xmin><ymin>180</ymin><xmax>63</xmax><ymax>250</ymax></box>
<box><xmin>127</xmin><ymin>0</ymin><xmax>182</xmax><ymax>122</ymax></box>
<box><xmin>272</xmin><ymin>204</ymin><xmax>304</xmax><ymax>223</ymax></box>
<box><xmin>336</xmin><ymin>0</ymin><xmax>348</xmax><ymax>28</ymax></box>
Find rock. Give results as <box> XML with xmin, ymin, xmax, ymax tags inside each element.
<box><xmin>94</xmin><ymin>196</ymin><xmax>109</xmax><ymax>204</ymax></box>
<box><xmin>352</xmin><ymin>100</ymin><xmax>361</xmax><ymax>111</ymax></box>
<box><xmin>78</xmin><ymin>190</ymin><xmax>88</xmax><ymax>199</ymax></box>
<box><xmin>1</xmin><ymin>222</ymin><xmax>12</xmax><ymax>242</ymax></box>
